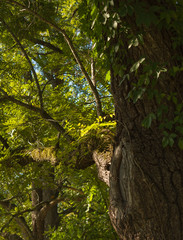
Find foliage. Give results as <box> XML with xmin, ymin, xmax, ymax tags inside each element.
<box><xmin>0</xmin><ymin>0</ymin><xmax>117</xmax><ymax>239</ymax></box>
<box><xmin>47</xmin><ymin>166</ymin><xmax>117</xmax><ymax>240</ymax></box>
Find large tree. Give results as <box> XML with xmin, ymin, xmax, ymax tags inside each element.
<box><xmin>81</xmin><ymin>0</ymin><xmax>183</xmax><ymax>239</ymax></box>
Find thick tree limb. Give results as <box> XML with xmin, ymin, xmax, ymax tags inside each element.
<box><xmin>0</xmin><ymin>196</ymin><xmax>63</xmax><ymax>240</ymax></box>
<box><xmin>6</xmin><ymin>0</ymin><xmax>103</xmax><ymax>116</ymax></box>
<box><xmin>1</xmin><ymin>232</ymin><xmax>23</xmax><ymax>240</ymax></box>
<box><xmin>0</xmin><ymin>199</ymin><xmax>34</xmax><ymax>240</ymax></box>
<box><xmin>14</xmin><ymin>217</ymin><xmax>34</xmax><ymax>240</ymax></box>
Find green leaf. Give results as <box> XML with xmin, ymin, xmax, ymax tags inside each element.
<box><xmin>130</xmin><ymin>58</ymin><xmax>145</xmax><ymax>73</ymax></box>
<box><xmin>119</xmin><ymin>74</ymin><xmax>129</xmax><ymax>85</ymax></box>
<box><xmin>162</xmin><ymin>136</ymin><xmax>170</xmax><ymax>147</ymax></box>
<box><xmin>105</xmin><ymin>70</ymin><xmax>111</xmax><ymax>81</ymax></box>
<box><xmin>142</xmin><ymin>113</ymin><xmax>156</xmax><ymax>128</ymax></box>
<box><xmin>132</xmin><ymin>87</ymin><xmax>146</xmax><ymax>103</ymax></box>
<box><xmin>135</xmin><ymin>5</ymin><xmax>159</xmax><ymax>27</ymax></box>
<box><xmin>162</xmin><ymin>133</ymin><xmax>176</xmax><ymax>147</ymax></box>
<box><xmin>128</xmin><ymin>38</ymin><xmax>139</xmax><ymax>49</ymax></box>
<box><xmin>178</xmin><ymin>138</ymin><xmax>183</xmax><ymax>149</ymax></box>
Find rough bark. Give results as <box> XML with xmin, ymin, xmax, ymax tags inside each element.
<box><xmin>31</xmin><ymin>185</ymin><xmax>44</xmax><ymax>240</ymax></box>
<box><xmin>109</xmin><ymin>14</ymin><xmax>183</xmax><ymax>240</ymax></box>
<box><xmin>31</xmin><ymin>187</ymin><xmax>59</xmax><ymax>240</ymax></box>
<box><xmin>42</xmin><ymin>188</ymin><xmax>59</xmax><ymax>234</ymax></box>
<box><xmin>93</xmin><ymin>141</ymin><xmax>113</xmax><ymax>186</ymax></box>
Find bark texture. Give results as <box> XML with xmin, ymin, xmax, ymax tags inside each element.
<box><xmin>31</xmin><ymin>167</ymin><xmax>59</xmax><ymax>240</ymax></box>
<box><xmin>110</xmin><ymin>70</ymin><xmax>183</xmax><ymax>240</ymax></box>
<box><xmin>109</xmin><ymin>2</ymin><xmax>183</xmax><ymax>239</ymax></box>
<box><xmin>93</xmin><ymin>142</ymin><xmax>113</xmax><ymax>186</ymax></box>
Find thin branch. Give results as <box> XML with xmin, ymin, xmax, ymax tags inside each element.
<box><xmin>8</xmin><ymin>199</ymin><xmax>61</xmax><ymax>218</ymax></box>
<box><xmin>0</xmin><ymin>18</ymin><xmax>44</xmax><ymax>109</ymax></box>
<box><xmin>0</xmin><ymin>90</ymin><xmax>73</xmax><ymax>142</ymax></box>
<box><xmin>0</xmin><ymin>43</ymin><xmax>17</xmax><ymax>53</ymax></box>
<box><xmin>91</xmin><ymin>57</ymin><xmax>96</xmax><ymax>87</ymax></box>
<box><xmin>59</xmin><ymin>207</ymin><xmax>76</xmax><ymax>216</ymax></box>
<box><xmin>0</xmin><ymin>90</ymin><xmax>41</xmax><ymax>113</ymax></box>
<box><xmin>0</xmin><ymin>197</ymin><xmax>64</xmax><ymax>239</ymax></box>
<box><xmin>84</xmin><ymin>95</ymin><xmax>113</xmax><ymax>105</ymax></box>
<box><xmin>63</xmin><ymin>185</ymin><xmax>85</xmax><ymax>195</ymax></box>
<box><xmin>0</xmin><ymin>216</ymin><xmax>14</xmax><ymax>233</ymax></box>
<box><xmin>0</xmin><ymin>196</ymin><xmax>61</xmax><ymax>219</ymax></box>
<box><xmin>0</xmin><ymin>199</ymin><xmax>34</xmax><ymax>240</ymax></box>
<box><xmin>6</xmin><ymin>0</ymin><xmax>103</xmax><ymax>116</ymax></box>
<box><xmin>91</xmin><ymin>43</ymin><xmax>96</xmax><ymax>87</ymax></box>
<box><xmin>28</xmin><ymin>37</ymin><xmax>63</xmax><ymax>54</ymax></box>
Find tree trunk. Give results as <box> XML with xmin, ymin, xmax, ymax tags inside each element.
<box><xmin>109</xmin><ymin>4</ymin><xmax>183</xmax><ymax>240</ymax></box>
<box><xmin>110</xmin><ymin>70</ymin><xmax>183</xmax><ymax>240</ymax></box>
<box><xmin>42</xmin><ymin>188</ymin><xmax>59</xmax><ymax>234</ymax></box>
<box><xmin>31</xmin><ymin>185</ymin><xmax>44</xmax><ymax>240</ymax></box>
<box><xmin>31</xmin><ymin>167</ymin><xmax>59</xmax><ymax>240</ymax></box>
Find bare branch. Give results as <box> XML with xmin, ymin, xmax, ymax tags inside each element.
<box><xmin>0</xmin><ymin>91</ymin><xmax>41</xmax><ymax>113</ymax></box>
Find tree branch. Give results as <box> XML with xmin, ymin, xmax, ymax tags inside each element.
<box><xmin>0</xmin><ymin>18</ymin><xmax>44</xmax><ymax>109</ymax></box>
<box><xmin>28</xmin><ymin>37</ymin><xmax>63</xmax><ymax>54</ymax></box>
<box><xmin>14</xmin><ymin>217</ymin><xmax>34</xmax><ymax>240</ymax></box>
<box><xmin>6</xmin><ymin>0</ymin><xmax>103</xmax><ymax>116</ymax></box>
<box><xmin>0</xmin><ymin>89</ymin><xmax>73</xmax><ymax>142</ymax></box>
<box><xmin>0</xmin><ymin>198</ymin><xmax>34</xmax><ymax>240</ymax></box>
<box><xmin>63</xmin><ymin>185</ymin><xmax>85</xmax><ymax>195</ymax></box>
<box><xmin>1</xmin><ymin>232</ymin><xmax>23</xmax><ymax>240</ymax></box>
<box><xmin>91</xmin><ymin>57</ymin><xmax>96</xmax><ymax>87</ymax></box>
